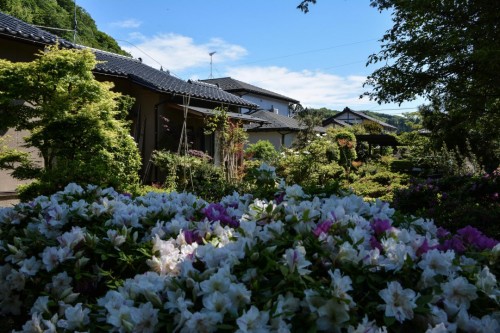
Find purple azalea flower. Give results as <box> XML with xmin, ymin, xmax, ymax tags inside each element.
<box><xmin>416</xmin><ymin>238</ymin><xmax>437</xmax><ymax>256</ymax></box>
<box><xmin>436</xmin><ymin>227</ymin><xmax>450</xmax><ymax>239</ymax></box>
<box><xmin>275</xmin><ymin>192</ymin><xmax>285</xmax><ymax>204</ymax></box>
<box><xmin>457</xmin><ymin>226</ymin><xmax>482</xmax><ymax>245</ymax></box>
<box><xmin>183</xmin><ymin>230</ymin><xmax>203</xmax><ymax>245</ymax></box>
<box><xmin>439</xmin><ymin>235</ymin><xmax>466</xmax><ymax>254</ymax></box>
<box><xmin>370</xmin><ymin>218</ymin><xmax>392</xmax><ymax>236</ymax></box>
<box><xmin>370</xmin><ymin>236</ymin><xmax>383</xmax><ymax>251</ymax></box>
<box><xmin>312</xmin><ymin>220</ymin><xmax>333</xmax><ymax>237</ymax></box>
<box><xmin>475</xmin><ymin>235</ymin><xmax>499</xmax><ymax>251</ymax></box>
<box><xmin>202</xmin><ymin>203</ymin><xmax>239</xmax><ymax>228</ymax></box>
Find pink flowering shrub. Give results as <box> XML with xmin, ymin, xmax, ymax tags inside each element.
<box><xmin>0</xmin><ymin>182</ymin><xmax>499</xmax><ymax>332</ymax></box>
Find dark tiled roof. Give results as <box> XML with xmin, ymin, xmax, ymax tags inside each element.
<box><xmin>183</xmin><ymin>105</ymin><xmax>267</xmax><ymax>124</ymax></box>
<box><xmin>93</xmin><ymin>51</ymin><xmax>257</xmax><ymax>107</ymax></box>
<box><xmin>329</xmin><ymin>107</ymin><xmax>397</xmax><ymax>130</ymax></box>
<box><xmin>245</xmin><ymin>110</ymin><xmax>326</xmax><ymax>133</ymax></box>
<box><xmin>0</xmin><ymin>11</ymin><xmax>74</xmax><ymax>48</ymax></box>
<box><xmin>0</xmin><ymin>11</ymin><xmax>258</xmax><ymax>108</ymax></box>
<box><xmin>201</xmin><ymin>77</ymin><xmax>300</xmax><ymax>104</ymax></box>
<box><xmin>322</xmin><ymin>117</ymin><xmax>349</xmax><ymax>127</ymax></box>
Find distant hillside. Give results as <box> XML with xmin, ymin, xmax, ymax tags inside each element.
<box><xmin>362</xmin><ymin>111</ymin><xmax>414</xmax><ymax>132</ymax></box>
<box><xmin>0</xmin><ymin>0</ymin><xmax>129</xmax><ymax>56</ymax></box>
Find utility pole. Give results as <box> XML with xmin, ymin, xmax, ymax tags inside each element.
<box><xmin>209</xmin><ymin>51</ymin><xmax>216</xmax><ymax>79</ymax></box>
<box><xmin>73</xmin><ymin>0</ymin><xmax>77</xmax><ymax>43</ymax></box>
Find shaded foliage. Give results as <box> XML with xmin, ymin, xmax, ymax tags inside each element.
<box><xmin>0</xmin><ymin>46</ymin><xmax>141</xmax><ymax>199</ymax></box>
<box><xmin>393</xmin><ymin>170</ymin><xmax>500</xmax><ymax>238</ymax></box>
<box><xmin>0</xmin><ymin>0</ymin><xmax>129</xmax><ymax>55</ymax></box>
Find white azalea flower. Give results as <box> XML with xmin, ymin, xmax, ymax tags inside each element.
<box><xmin>30</xmin><ymin>296</ymin><xmax>50</xmax><ymax>315</ymax></box>
<box><xmin>202</xmin><ymin>291</ymin><xmax>231</xmax><ymax>316</ymax></box>
<box><xmin>19</xmin><ymin>256</ymin><xmax>42</xmax><ymax>276</ymax></box>
<box><xmin>329</xmin><ymin>269</ymin><xmax>354</xmax><ymax>306</ymax></box>
<box><xmin>475</xmin><ymin>266</ymin><xmax>498</xmax><ymax>299</ymax></box>
<box><xmin>41</xmin><ymin>247</ymin><xmax>60</xmax><ymax>272</ymax></box>
<box><xmin>337</xmin><ymin>241</ymin><xmax>361</xmax><ymax>264</ymax></box>
<box><xmin>284</xmin><ymin>184</ymin><xmax>306</xmax><ymax>200</ymax></box>
<box><xmin>228</xmin><ymin>283</ymin><xmax>252</xmax><ymax>310</ymax></box>
<box><xmin>6</xmin><ymin>269</ymin><xmax>25</xmax><ymax>291</ymax></box>
<box><xmin>57</xmin><ymin>303</ymin><xmax>90</xmax><ymax>331</ymax></box>
<box><xmin>180</xmin><ymin>310</ymin><xmax>222</xmax><ymax>333</ymax></box>
<box><xmin>380</xmin><ymin>238</ymin><xmax>415</xmax><ymax>271</ymax></box>
<box><xmin>418</xmin><ymin>249</ymin><xmax>455</xmax><ymax>282</ymax></box>
<box><xmin>283</xmin><ymin>245</ymin><xmax>312</xmax><ymax>275</ymax></box>
<box><xmin>57</xmin><ymin>226</ymin><xmax>85</xmax><ymax>249</ymax></box>
<box><xmin>440</xmin><ymin>276</ymin><xmax>478</xmax><ymax>310</ymax></box>
<box><xmin>425</xmin><ymin>322</ymin><xmax>450</xmax><ymax>333</ymax></box>
<box><xmin>236</xmin><ymin>306</ymin><xmax>270</xmax><ymax>333</ymax></box>
<box><xmin>105</xmin><ymin>229</ymin><xmax>126</xmax><ymax>248</ymax></box>
<box><xmin>63</xmin><ymin>183</ymin><xmax>84</xmax><ymax>195</ymax></box>
<box><xmin>316</xmin><ymin>299</ymin><xmax>350</xmax><ymax>331</ymax></box>
<box><xmin>347</xmin><ymin>315</ymin><xmax>387</xmax><ymax>333</ymax></box>
<box><xmin>199</xmin><ymin>267</ymin><xmax>232</xmax><ymax>295</ymax></box>
<box><xmin>379</xmin><ymin>281</ymin><xmax>418</xmax><ymax>323</ymax></box>
<box><xmin>274</xmin><ymin>292</ymin><xmax>300</xmax><ymax>319</ymax></box>
<box><xmin>129</xmin><ymin>302</ymin><xmax>159</xmax><ymax>333</ymax></box>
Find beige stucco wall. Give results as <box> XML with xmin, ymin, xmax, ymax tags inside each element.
<box><xmin>0</xmin><ymin>128</ymin><xmax>43</xmax><ymax>192</ymax></box>
<box><xmin>247</xmin><ymin>131</ymin><xmax>298</xmax><ymax>150</ymax></box>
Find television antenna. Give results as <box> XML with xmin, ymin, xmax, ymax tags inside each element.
<box><xmin>208</xmin><ymin>51</ymin><xmax>216</xmax><ymax>78</ymax></box>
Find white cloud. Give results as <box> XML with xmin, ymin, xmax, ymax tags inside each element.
<box><xmin>120</xmin><ymin>33</ymin><xmax>247</xmax><ymax>72</ymax></box>
<box><xmin>110</xmin><ymin>19</ymin><xmax>142</xmax><ymax>29</ymax></box>
<box><xmin>225</xmin><ymin>66</ymin><xmax>375</xmax><ymax>110</ymax></box>
<box><xmin>116</xmin><ymin>33</ymin><xmax>421</xmax><ymax>113</ymax></box>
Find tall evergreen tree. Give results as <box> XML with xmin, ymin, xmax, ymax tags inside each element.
<box><xmin>298</xmin><ymin>0</ymin><xmax>500</xmax><ymax>169</ymax></box>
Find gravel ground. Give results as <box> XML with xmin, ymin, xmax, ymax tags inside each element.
<box><xmin>0</xmin><ymin>198</ymin><xmax>20</xmax><ymax>207</ymax></box>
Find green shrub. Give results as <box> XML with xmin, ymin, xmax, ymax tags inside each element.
<box><xmin>276</xmin><ymin>135</ymin><xmax>341</xmax><ymax>189</ymax></box>
<box><xmin>245</xmin><ymin>140</ymin><xmax>279</xmax><ymax>163</ymax></box>
<box><xmin>348</xmin><ymin>170</ymin><xmax>409</xmax><ymax>202</ymax></box>
<box><xmin>152</xmin><ymin>150</ymin><xmax>235</xmax><ymax>201</ymax></box>
<box><xmin>389</xmin><ymin>159</ymin><xmax>414</xmax><ymax>173</ymax></box>
<box><xmin>393</xmin><ymin>170</ymin><xmax>500</xmax><ymax>237</ymax></box>
<box><xmin>0</xmin><ymin>47</ymin><xmax>141</xmax><ymax>200</ymax></box>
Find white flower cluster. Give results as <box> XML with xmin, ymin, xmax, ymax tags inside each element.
<box><xmin>0</xmin><ymin>183</ymin><xmax>499</xmax><ymax>332</ymax></box>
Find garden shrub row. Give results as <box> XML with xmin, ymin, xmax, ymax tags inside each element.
<box><xmin>0</xmin><ymin>182</ymin><xmax>498</xmax><ymax>332</ymax></box>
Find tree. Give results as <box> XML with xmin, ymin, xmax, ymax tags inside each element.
<box><xmin>293</xmin><ymin>108</ymin><xmax>324</xmax><ymax>149</ymax></box>
<box><xmin>298</xmin><ymin>0</ymin><xmax>500</xmax><ymax>169</ymax></box>
<box><xmin>366</xmin><ymin>0</ymin><xmax>500</xmax><ymax>169</ymax></box>
<box><xmin>204</xmin><ymin>107</ymin><xmax>248</xmax><ymax>183</ymax></box>
<box><xmin>0</xmin><ymin>46</ymin><xmax>141</xmax><ymax>199</ymax></box>
<box><xmin>0</xmin><ymin>0</ymin><xmax>130</xmax><ymax>55</ymax></box>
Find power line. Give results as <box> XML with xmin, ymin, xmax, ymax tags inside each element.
<box><xmin>115</xmin><ymin>39</ymin><xmax>164</xmax><ymax>69</ymax></box>
<box><xmin>32</xmin><ymin>25</ymin><xmax>74</xmax><ymax>32</ymax></box>
<box><xmin>237</xmin><ymin>38</ymin><xmax>378</xmax><ymax>66</ymax></box>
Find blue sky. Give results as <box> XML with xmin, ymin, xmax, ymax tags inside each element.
<box><xmin>77</xmin><ymin>0</ymin><xmax>423</xmax><ymax>114</ymax></box>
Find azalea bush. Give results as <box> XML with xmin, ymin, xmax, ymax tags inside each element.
<box><xmin>393</xmin><ymin>168</ymin><xmax>500</xmax><ymax>238</ymax></box>
<box><xmin>1</xmin><ymin>180</ymin><xmax>499</xmax><ymax>332</ymax></box>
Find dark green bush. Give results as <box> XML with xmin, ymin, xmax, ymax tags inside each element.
<box><xmin>348</xmin><ymin>170</ymin><xmax>409</xmax><ymax>201</ymax></box>
<box><xmin>152</xmin><ymin>150</ymin><xmax>235</xmax><ymax>201</ymax></box>
<box><xmin>245</xmin><ymin>140</ymin><xmax>279</xmax><ymax>163</ymax></box>
<box><xmin>393</xmin><ymin>169</ymin><xmax>500</xmax><ymax>237</ymax></box>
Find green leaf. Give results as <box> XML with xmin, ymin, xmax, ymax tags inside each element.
<box><xmin>384</xmin><ymin>315</ymin><xmax>396</xmax><ymax>327</ymax></box>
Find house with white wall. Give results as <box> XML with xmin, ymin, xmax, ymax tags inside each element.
<box><xmin>0</xmin><ymin>11</ymin><xmax>265</xmax><ymax>191</ymax></box>
<box><xmin>201</xmin><ymin>77</ymin><xmax>300</xmax><ymax>117</ymax></box>
<box><xmin>323</xmin><ymin>107</ymin><xmax>397</xmax><ymax>133</ymax></box>
<box><xmin>244</xmin><ymin>110</ymin><xmax>326</xmax><ymax>149</ymax></box>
